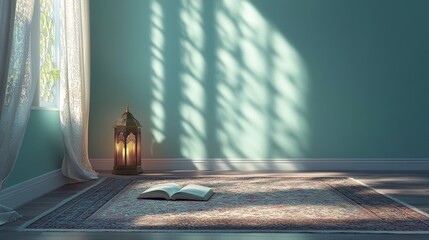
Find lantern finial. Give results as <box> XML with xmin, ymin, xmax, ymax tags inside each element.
<box><xmin>125</xmin><ymin>105</ymin><xmax>129</xmax><ymax>113</ymax></box>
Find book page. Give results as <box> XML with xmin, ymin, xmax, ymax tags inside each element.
<box><xmin>171</xmin><ymin>184</ymin><xmax>214</xmax><ymax>201</ymax></box>
<box><xmin>138</xmin><ymin>183</ymin><xmax>182</xmax><ymax>199</ymax></box>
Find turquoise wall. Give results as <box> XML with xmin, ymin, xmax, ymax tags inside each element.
<box><xmin>4</xmin><ymin>110</ymin><xmax>63</xmax><ymax>188</ymax></box>
<box><xmin>89</xmin><ymin>0</ymin><xmax>429</xmax><ymax>159</ymax></box>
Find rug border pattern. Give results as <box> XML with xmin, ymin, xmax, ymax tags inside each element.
<box><xmin>19</xmin><ymin>176</ymin><xmax>429</xmax><ymax>233</ymax></box>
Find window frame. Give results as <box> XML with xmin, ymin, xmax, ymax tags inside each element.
<box><xmin>31</xmin><ymin>0</ymin><xmax>61</xmax><ymax>111</ymax></box>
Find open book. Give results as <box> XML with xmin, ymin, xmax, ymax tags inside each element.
<box><xmin>137</xmin><ymin>183</ymin><xmax>214</xmax><ymax>201</ymax></box>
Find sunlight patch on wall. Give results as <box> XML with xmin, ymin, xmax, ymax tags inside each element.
<box><xmin>149</xmin><ymin>0</ymin><xmax>166</xmax><ymax>143</ymax></box>
<box><xmin>178</xmin><ymin>0</ymin><xmax>207</xmax><ymax>158</ymax></box>
<box><xmin>215</xmin><ymin>0</ymin><xmax>309</xmax><ymax>158</ymax></box>
<box><xmin>269</xmin><ymin>30</ymin><xmax>309</xmax><ymax>157</ymax></box>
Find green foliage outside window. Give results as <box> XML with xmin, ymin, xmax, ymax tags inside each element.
<box><xmin>39</xmin><ymin>0</ymin><xmax>59</xmax><ymax>103</ymax></box>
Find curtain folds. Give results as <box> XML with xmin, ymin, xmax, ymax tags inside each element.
<box><xmin>0</xmin><ymin>0</ymin><xmax>16</xmax><ymax>114</ymax></box>
<box><xmin>0</xmin><ymin>0</ymin><xmax>36</xmax><ymax>225</ymax></box>
<box><xmin>59</xmin><ymin>0</ymin><xmax>98</xmax><ymax>181</ymax></box>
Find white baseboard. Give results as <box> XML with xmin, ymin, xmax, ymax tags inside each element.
<box><xmin>90</xmin><ymin>158</ymin><xmax>429</xmax><ymax>171</ymax></box>
<box><xmin>0</xmin><ymin>169</ymin><xmax>68</xmax><ymax>209</ymax></box>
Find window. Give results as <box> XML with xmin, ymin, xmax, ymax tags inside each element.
<box><xmin>33</xmin><ymin>0</ymin><xmax>60</xmax><ymax>109</ymax></box>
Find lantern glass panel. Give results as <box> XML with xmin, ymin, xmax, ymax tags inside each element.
<box><xmin>126</xmin><ymin>132</ymin><xmax>136</xmax><ymax>163</ymax></box>
<box><xmin>116</xmin><ymin>132</ymin><xmax>125</xmax><ymax>166</ymax></box>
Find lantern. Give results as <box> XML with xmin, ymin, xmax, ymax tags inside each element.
<box><xmin>113</xmin><ymin>106</ymin><xmax>143</xmax><ymax>175</ymax></box>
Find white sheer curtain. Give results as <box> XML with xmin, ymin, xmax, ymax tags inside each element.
<box><xmin>59</xmin><ymin>0</ymin><xmax>98</xmax><ymax>181</ymax></box>
<box><xmin>0</xmin><ymin>0</ymin><xmax>36</xmax><ymax>225</ymax></box>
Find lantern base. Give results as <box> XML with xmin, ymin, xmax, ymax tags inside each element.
<box><xmin>112</xmin><ymin>165</ymin><xmax>143</xmax><ymax>175</ymax></box>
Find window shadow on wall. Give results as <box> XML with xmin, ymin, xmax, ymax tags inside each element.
<box><xmin>148</xmin><ymin>0</ymin><xmax>310</xmax><ymax>170</ymax></box>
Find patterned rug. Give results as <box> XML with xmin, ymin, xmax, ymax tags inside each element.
<box><xmin>22</xmin><ymin>176</ymin><xmax>429</xmax><ymax>233</ymax></box>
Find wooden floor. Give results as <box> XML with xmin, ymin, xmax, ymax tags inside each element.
<box><xmin>1</xmin><ymin>171</ymin><xmax>429</xmax><ymax>240</ymax></box>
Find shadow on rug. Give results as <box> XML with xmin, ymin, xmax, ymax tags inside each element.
<box><xmin>21</xmin><ymin>176</ymin><xmax>429</xmax><ymax>233</ymax></box>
